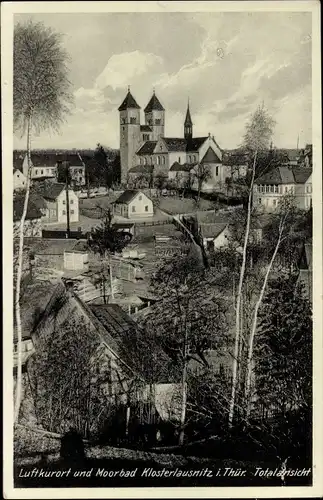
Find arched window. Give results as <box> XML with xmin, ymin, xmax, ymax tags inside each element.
<box><xmin>144</xmin><ymin>157</ymin><xmax>147</xmax><ymax>165</ymax></box>
<box><xmin>140</xmin><ymin>157</ymin><xmax>143</xmax><ymax>165</ymax></box>
<box><xmin>157</xmin><ymin>156</ymin><xmax>160</xmax><ymax>165</ymax></box>
<box><xmin>162</xmin><ymin>156</ymin><xmax>166</xmax><ymax>165</ymax></box>
<box><xmin>188</xmin><ymin>155</ymin><xmax>192</xmax><ymax>163</ymax></box>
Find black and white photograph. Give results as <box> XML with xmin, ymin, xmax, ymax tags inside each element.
<box><xmin>2</xmin><ymin>1</ymin><xmax>322</xmax><ymax>498</ymax></box>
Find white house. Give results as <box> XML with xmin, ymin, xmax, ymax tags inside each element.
<box><xmin>254</xmin><ymin>166</ymin><xmax>312</xmax><ymax>211</ymax></box>
<box><xmin>41</xmin><ymin>183</ymin><xmax>79</xmax><ymax>223</ymax></box>
<box><xmin>22</xmin><ymin>153</ymin><xmax>58</xmax><ymax>180</ymax></box>
<box><xmin>113</xmin><ymin>190</ymin><xmax>154</xmax><ymax>219</ymax></box>
<box><xmin>199</xmin><ymin>222</ymin><xmax>230</xmax><ymax>251</ymax></box>
<box><xmin>13</xmin><ymin>169</ymin><xmax>27</xmax><ymax>191</ymax></box>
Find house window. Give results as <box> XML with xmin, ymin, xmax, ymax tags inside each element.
<box><xmin>216</xmin><ymin>166</ymin><xmax>219</xmax><ymax>176</ymax></box>
<box><xmin>132</xmin><ymin>206</ymin><xmax>136</xmax><ymax>212</ymax></box>
<box><xmin>178</xmin><ymin>157</ymin><xmax>181</xmax><ymax>163</ymax></box>
<box><xmin>63</xmin><ymin>210</ymin><xmax>66</xmax><ymax>215</ymax></box>
<box><xmin>70</xmin><ymin>199</ymin><xmax>74</xmax><ymax>204</ymax></box>
<box><xmin>71</xmin><ymin>210</ymin><xmax>74</xmax><ymax>214</ymax></box>
<box><xmin>139</xmin><ymin>195</ymin><xmax>142</xmax><ymax>201</ymax></box>
<box><xmin>130</xmin><ymin>117</ymin><xmax>136</xmax><ymax>124</ymax></box>
<box><xmin>258</xmin><ymin>198</ymin><xmax>262</xmax><ymax>204</ymax></box>
<box><xmin>41</xmin><ymin>170</ymin><xmax>44</xmax><ymax>175</ymax></box>
<box><xmin>63</xmin><ymin>200</ymin><xmax>66</xmax><ymax>205</ymax></box>
<box><xmin>285</xmin><ymin>186</ymin><xmax>288</xmax><ymax>193</ymax></box>
<box><xmin>145</xmin><ymin>205</ymin><xmax>149</xmax><ymax>212</ymax></box>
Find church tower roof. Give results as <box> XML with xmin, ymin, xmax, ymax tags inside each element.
<box><xmin>118</xmin><ymin>89</ymin><xmax>141</xmax><ymax>111</ymax></box>
<box><xmin>144</xmin><ymin>91</ymin><xmax>165</xmax><ymax>112</ymax></box>
<box><xmin>184</xmin><ymin>101</ymin><xmax>193</xmax><ymax>126</ymax></box>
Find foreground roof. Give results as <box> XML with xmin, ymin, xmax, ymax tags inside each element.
<box><xmin>199</xmin><ymin>222</ymin><xmax>228</xmax><ymax>239</ymax></box>
<box><xmin>114</xmin><ymin>190</ymin><xmax>143</xmax><ymax>204</ymax></box>
<box><xmin>136</xmin><ymin>141</ymin><xmax>157</xmax><ymax>155</ymax></box>
<box><xmin>41</xmin><ymin>183</ymin><xmax>66</xmax><ymax>200</ymax></box>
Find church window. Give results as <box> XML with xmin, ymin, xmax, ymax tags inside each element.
<box><xmin>155</xmin><ymin>119</ymin><xmax>161</xmax><ymax>125</ymax></box>
<box><xmin>178</xmin><ymin>157</ymin><xmax>181</xmax><ymax>163</ymax></box>
<box><xmin>143</xmin><ymin>134</ymin><xmax>149</xmax><ymax>141</ymax></box>
<box><xmin>188</xmin><ymin>155</ymin><xmax>192</xmax><ymax>163</ymax></box>
<box><xmin>121</xmin><ymin>118</ymin><xmax>126</xmax><ymax>124</ymax></box>
<box><xmin>157</xmin><ymin>156</ymin><xmax>160</xmax><ymax>165</ymax></box>
<box><xmin>130</xmin><ymin>117</ymin><xmax>136</xmax><ymax>124</ymax></box>
<box><xmin>144</xmin><ymin>157</ymin><xmax>147</xmax><ymax>165</ymax></box>
<box><xmin>216</xmin><ymin>166</ymin><xmax>219</xmax><ymax>176</ymax></box>
<box><xmin>162</xmin><ymin>156</ymin><xmax>166</xmax><ymax>165</ymax></box>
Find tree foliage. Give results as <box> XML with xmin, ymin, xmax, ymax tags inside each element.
<box><xmin>255</xmin><ymin>275</ymin><xmax>312</xmax><ymax>415</ymax></box>
<box><xmin>88</xmin><ymin>209</ymin><xmax>130</xmax><ymax>255</ymax></box>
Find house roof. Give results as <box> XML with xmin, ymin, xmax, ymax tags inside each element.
<box><xmin>128</xmin><ymin>164</ymin><xmax>154</xmax><ymax>174</ymax></box>
<box><xmin>40</xmin><ymin>183</ymin><xmax>66</xmax><ymax>200</ymax></box>
<box><xmin>200</xmin><ymin>146</ymin><xmax>221</xmax><ymax>164</ymax></box>
<box><xmin>140</xmin><ymin>125</ymin><xmax>152</xmax><ymax>132</ymax></box>
<box><xmin>169</xmin><ymin>161</ymin><xmax>194</xmax><ymax>172</ymax></box>
<box><xmin>136</xmin><ymin>141</ymin><xmax>157</xmax><ymax>155</ymax></box>
<box><xmin>31</xmin><ymin>153</ymin><xmax>58</xmax><ymax>167</ymax></box>
<box><xmin>118</xmin><ymin>90</ymin><xmax>141</xmax><ymax>111</ymax></box>
<box><xmin>255</xmin><ymin>166</ymin><xmax>312</xmax><ymax>185</ymax></box>
<box><xmin>144</xmin><ymin>92</ymin><xmax>165</xmax><ymax>112</ymax></box>
<box><xmin>13</xmin><ymin>197</ymin><xmax>43</xmax><ymax>221</ymax></box>
<box><xmin>163</xmin><ymin>138</ymin><xmax>188</xmax><ymax>152</ymax></box>
<box><xmin>186</xmin><ymin>137</ymin><xmax>208</xmax><ymax>152</ymax></box>
<box><xmin>114</xmin><ymin>190</ymin><xmax>144</xmax><ymax>205</ymax></box>
<box><xmin>199</xmin><ymin>222</ymin><xmax>228</xmax><ymax>239</ymax></box>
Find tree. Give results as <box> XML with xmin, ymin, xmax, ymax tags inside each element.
<box><xmin>192</xmin><ymin>163</ymin><xmax>211</xmax><ymax>204</ymax></box>
<box><xmin>138</xmin><ymin>254</ymin><xmax>229</xmax><ymax>445</ymax></box>
<box><xmin>13</xmin><ymin>20</ymin><xmax>72</xmax><ymax>422</ymax></box>
<box><xmin>228</xmin><ymin>104</ymin><xmax>275</xmax><ymax>428</ymax></box>
<box><xmin>88</xmin><ymin>209</ymin><xmax>130</xmax><ymax>256</ymax></box>
<box><xmin>93</xmin><ymin>143</ymin><xmax>114</xmax><ymax>188</ymax></box>
<box><xmin>153</xmin><ymin>173</ymin><xmax>167</xmax><ymax>196</ymax></box>
<box><xmin>255</xmin><ymin>275</ymin><xmax>312</xmax><ymax>416</ymax></box>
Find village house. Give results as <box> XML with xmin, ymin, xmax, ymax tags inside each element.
<box><xmin>61</xmin><ymin>153</ymin><xmax>86</xmax><ymax>187</ymax></box>
<box><xmin>13</xmin><ymin>197</ymin><xmax>43</xmax><ymax>237</ymax></box>
<box><xmin>113</xmin><ymin>190</ymin><xmax>154</xmax><ymax>219</ymax></box>
<box><xmin>254</xmin><ymin>166</ymin><xmax>312</xmax><ymax>211</ymax></box>
<box><xmin>199</xmin><ymin>222</ymin><xmax>230</xmax><ymax>251</ymax></box>
<box><xmin>13</xmin><ymin>169</ymin><xmax>27</xmax><ymax>191</ymax></box>
<box><xmin>22</xmin><ymin>153</ymin><xmax>58</xmax><ymax>181</ymax></box>
<box><xmin>40</xmin><ymin>183</ymin><xmax>79</xmax><ymax>223</ymax></box>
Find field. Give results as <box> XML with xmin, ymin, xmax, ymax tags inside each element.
<box><xmin>157</xmin><ymin>196</ymin><xmax>215</xmax><ymax>214</ymax></box>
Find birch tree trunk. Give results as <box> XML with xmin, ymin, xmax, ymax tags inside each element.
<box><xmin>228</xmin><ymin>151</ymin><xmax>257</xmax><ymax>428</ymax></box>
<box><xmin>178</xmin><ymin>318</ymin><xmax>189</xmax><ymax>446</ymax></box>
<box><xmin>244</xmin><ymin>225</ymin><xmax>285</xmax><ymax>421</ymax></box>
<box><xmin>14</xmin><ymin>114</ymin><xmax>32</xmax><ymax>423</ymax></box>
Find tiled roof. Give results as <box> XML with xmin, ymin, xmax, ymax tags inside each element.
<box><xmin>41</xmin><ymin>183</ymin><xmax>66</xmax><ymax>200</ymax></box>
<box><xmin>13</xmin><ymin>197</ymin><xmax>43</xmax><ymax>221</ymax></box>
<box><xmin>163</xmin><ymin>138</ymin><xmax>187</xmax><ymax>152</ymax></box>
<box><xmin>118</xmin><ymin>90</ymin><xmax>141</xmax><ymax>111</ymax></box>
<box><xmin>169</xmin><ymin>162</ymin><xmax>194</xmax><ymax>172</ymax></box>
<box><xmin>144</xmin><ymin>93</ymin><xmax>165</xmax><ymax>112</ymax></box>
<box><xmin>114</xmin><ymin>190</ymin><xmax>141</xmax><ymax>204</ymax></box>
<box><xmin>200</xmin><ymin>146</ymin><xmax>221</xmax><ymax>164</ymax></box>
<box><xmin>136</xmin><ymin>141</ymin><xmax>157</xmax><ymax>155</ymax></box>
<box><xmin>129</xmin><ymin>164</ymin><xmax>154</xmax><ymax>174</ymax></box>
<box><xmin>200</xmin><ymin>222</ymin><xmax>228</xmax><ymax>239</ymax></box>
<box><xmin>186</xmin><ymin>137</ymin><xmax>208</xmax><ymax>152</ymax></box>
<box><xmin>140</xmin><ymin>125</ymin><xmax>152</xmax><ymax>132</ymax></box>
<box><xmin>31</xmin><ymin>153</ymin><xmax>58</xmax><ymax>167</ymax></box>
<box><xmin>255</xmin><ymin>166</ymin><xmax>312</xmax><ymax>185</ymax></box>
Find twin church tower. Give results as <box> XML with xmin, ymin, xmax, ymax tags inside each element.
<box><xmin>118</xmin><ymin>88</ymin><xmax>194</xmax><ymax>183</ymax></box>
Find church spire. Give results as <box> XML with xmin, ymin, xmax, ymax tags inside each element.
<box><xmin>184</xmin><ymin>99</ymin><xmax>193</xmax><ymax>141</ymax></box>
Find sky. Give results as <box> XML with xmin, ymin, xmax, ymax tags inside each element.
<box><xmin>14</xmin><ymin>11</ymin><xmax>312</xmax><ymax>150</ymax></box>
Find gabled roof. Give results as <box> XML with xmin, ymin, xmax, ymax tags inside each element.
<box><xmin>13</xmin><ymin>197</ymin><xmax>43</xmax><ymax>221</ymax></box>
<box><xmin>114</xmin><ymin>189</ymin><xmax>146</xmax><ymax>205</ymax></box>
<box><xmin>144</xmin><ymin>92</ymin><xmax>165</xmax><ymax>112</ymax></box>
<box><xmin>40</xmin><ymin>183</ymin><xmax>66</xmax><ymax>200</ymax></box>
<box><xmin>140</xmin><ymin>125</ymin><xmax>152</xmax><ymax>132</ymax></box>
<box><xmin>57</xmin><ymin>153</ymin><xmax>84</xmax><ymax>167</ymax></box>
<box><xmin>184</xmin><ymin>103</ymin><xmax>193</xmax><ymax>126</ymax></box>
<box><xmin>200</xmin><ymin>146</ymin><xmax>221</xmax><ymax>164</ymax></box>
<box><xmin>199</xmin><ymin>222</ymin><xmax>228</xmax><ymax>239</ymax></box>
<box><xmin>169</xmin><ymin>161</ymin><xmax>194</xmax><ymax>172</ymax></box>
<box><xmin>136</xmin><ymin>141</ymin><xmax>157</xmax><ymax>155</ymax></box>
<box><xmin>31</xmin><ymin>153</ymin><xmax>58</xmax><ymax>167</ymax></box>
<box><xmin>255</xmin><ymin>166</ymin><xmax>312</xmax><ymax>185</ymax></box>
<box><xmin>118</xmin><ymin>90</ymin><xmax>141</xmax><ymax>111</ymax></box>
<box><xmin>163</xmin><ymin>138</ymin><xmax>187</xmax><ymax>152</ymax></box>
<box><xmin>186</xmin><ymin>137</ymin><xmax>208</xmax><ymax>152</ymax></box>
<box><xmin>128</xmin><ymin>164</ymin><xmax>154</xmax><ymax>174</ymax></box>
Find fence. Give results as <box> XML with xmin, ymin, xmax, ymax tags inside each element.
<box><xmin>42</xmin><ymin>229</ymin><xmax>88</xmax><ymax>239</ymax></box>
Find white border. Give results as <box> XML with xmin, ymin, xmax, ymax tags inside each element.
<box><xmin>2</xmin><ymin>2</ymin><xmax>322</xmax><ymax>498</ymax></box>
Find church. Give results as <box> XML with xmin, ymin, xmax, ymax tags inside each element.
<box><xmin>118</xmin><ymin>88</ymin><xmax>226</xmax><ymax>189</ymax></box>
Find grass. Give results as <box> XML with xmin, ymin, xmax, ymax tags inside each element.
<box><xmin>157</xmin><ymin>196</ymin><xmax>215</xmax><ymax>215</ymax></box>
